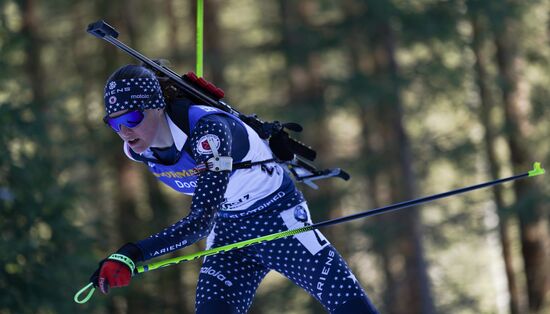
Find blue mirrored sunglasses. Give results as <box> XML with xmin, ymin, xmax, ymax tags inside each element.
<box><xmin>103</xmin><ymin>110</ymin><xmax>145</xmax><ymax>132</ymax></box>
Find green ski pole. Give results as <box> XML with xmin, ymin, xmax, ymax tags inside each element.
<box><xmin>74</xmin><ymin>162</ymin><xmax>545</xmax><ymax>304</ymax></box>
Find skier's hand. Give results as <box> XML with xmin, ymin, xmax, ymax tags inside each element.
<box><xmin>89</xmin><ymin>243</ymin><xmax>143</xmax><ymax>294</ymax></box>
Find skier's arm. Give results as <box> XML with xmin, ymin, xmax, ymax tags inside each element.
<box><xmin>135</xmin><ymin>115</ymin><xmax>232</xmax><ymax>261</ymax></box>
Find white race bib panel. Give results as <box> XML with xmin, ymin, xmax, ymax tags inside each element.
<box><xmin>279</xmin><ymin>202</ymin><xmax>329</xmax><ymax>256</ymax></box>
<box><xmin>220</xmin><ymin>123</ymin><xmax>284</xmax><ymax>212</ymax></box>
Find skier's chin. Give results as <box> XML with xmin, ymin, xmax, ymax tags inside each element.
<box><xmin>128</xmin><ymin>138</ymin><xmax>148</xmax><ymax>153</ymax></box>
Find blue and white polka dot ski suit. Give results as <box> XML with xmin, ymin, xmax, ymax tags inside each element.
<box><xmin>124</xmin><ymin>104</ymin><xmax>378</xmax><ymax>313</ymax></box>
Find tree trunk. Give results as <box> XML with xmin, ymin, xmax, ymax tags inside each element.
<box><xmin>202</xmin><ymin>0</ymin><xmax>224</xmax><ymax>84</ymax></box>
<box><xmin>470</xmin><ymin>12</ymin><xmax>524</xmax><ymax>314</ymax></box>
<box><xmin>22</xmin><ymin>0</ymin><xmax>45</xmax><ymax>106</ymax></box>
<box><xmin>493</xmin><ymin>8</ymin><xmax>550</xmax><ymax>313</ymax></box>
<box><xmin>278</xmin><ymin>0</ymin><xmax>338</xmax><ymax>225</ymax></box>
<box><xmin>371</xmin><ymin>20</ymin><xmax>435</xmax><ymax>314</ymax></box>
<box><xmin>357</xmin><ymin>72</ymin><xmax>395</xmax><ymax>312</ymax></box>
<box><xmin>276</xmin><ymin>1</ymin><xmax>342</xmax><ymax>312</ymax></box>
<box><xmin>165</xmin><ymin>0</ymin><xmax>182</xmax><ymax>62</ymax></box>
<box><xmin>341</xmin><ymin>1</ymin><xmax>435</xmax><ymax>312</ymax></box>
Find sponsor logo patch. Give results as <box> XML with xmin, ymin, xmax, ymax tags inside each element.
<box><xmin>196</xmin><ymin>134</ymin><xmax>220</xmax><ymax>155</ymax></box>
<box><xmin>294</xmin><ymin>205</ymin><xmax>308</xmax><ymax>222</ymax></box>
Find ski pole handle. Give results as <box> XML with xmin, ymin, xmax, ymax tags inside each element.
<box><xmin>74</xmin><ymin>282</ymin><xmax>95</xmax><ymax>304</ymax></box>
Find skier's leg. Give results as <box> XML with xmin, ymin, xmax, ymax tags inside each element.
<box><xmin>195</xmin><ymin>251</ymin><xmax>269</xmax><ymax>314</ymax></box>
<box><xmin>253</xmin><ymin>202</ymin><xmax>379</xmax><ymax>314</ymax></box>
<box><xmin>195</xmin><ymin>221</ymin><xmax>269</xmax><ymax>314</ymax></box>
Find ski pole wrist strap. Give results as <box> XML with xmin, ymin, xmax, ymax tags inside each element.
<box><xmin>107</xmin><ymin>253</ymin><xmax>136</xmax><ymax>273</ymax></box>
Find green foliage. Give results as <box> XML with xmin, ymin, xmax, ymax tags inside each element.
<box><xmin>0</xmin><ymin>3</ymin><xmax>97</xmax><ymax>313</ymax></box>
<box><xmin>1</xmin><ymin>0</ymin><xmax>549</xmax><ymax>313</ymax></box>
<box><xmin>0</xmin><ymin>103</ymin><xmax>96</xmax><ymax>313</ymax></box>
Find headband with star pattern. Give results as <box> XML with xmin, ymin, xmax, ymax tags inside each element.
<box><xmin>104</xmin><ymin>77</ymin><xmax>165</xmax><ymax>115</ymax></box>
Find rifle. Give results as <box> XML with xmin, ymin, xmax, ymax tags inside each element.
<box><xmin>87</xmin><ymin>20</ymin><xmax>349</xmax><ymax>187</ymax></box>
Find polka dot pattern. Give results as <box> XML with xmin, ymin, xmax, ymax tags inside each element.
<box><xmin>131</xmin><ymin>113</ymin><xmax>378</xmax><ymax>313</ymax></box>
<box><xmin>195</xmin><ymin>203</ymin><xmax>376</xmax><ymax>313</ymax></box>
<box><xmin>136</xmin><ymin>117</ymin><xmax>232</xmax><ymax>260</ymax></box>
<box><xmin>104</xmin><ymin>77</ymin><xmax>165</xmax><ymax>115</ymax></box>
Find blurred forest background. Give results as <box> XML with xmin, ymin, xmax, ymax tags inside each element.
<box><xmin>1</xmin><ymin>0</ymin><xmax>549</xmax><ymax>313</ymax></box>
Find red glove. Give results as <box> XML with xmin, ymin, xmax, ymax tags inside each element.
<box><xmin>98</xmin><ymin>259</ymin><xmax>132</xmax><ymax>294</ymax></box>
<box><xmin>89</xmin><ymin>243</ymin><xmax>142</xmax><ymax>294</ymax></box>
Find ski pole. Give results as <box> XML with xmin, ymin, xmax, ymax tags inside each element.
<box><xmin>74</xmin><ymin>162</ymin><xmax>545</xmax><ymax>304</ymax></box>
<box><xmin>196</xmin><ymin>0</ymin><xmax>204</xmax><ymax>77</ymax></box>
